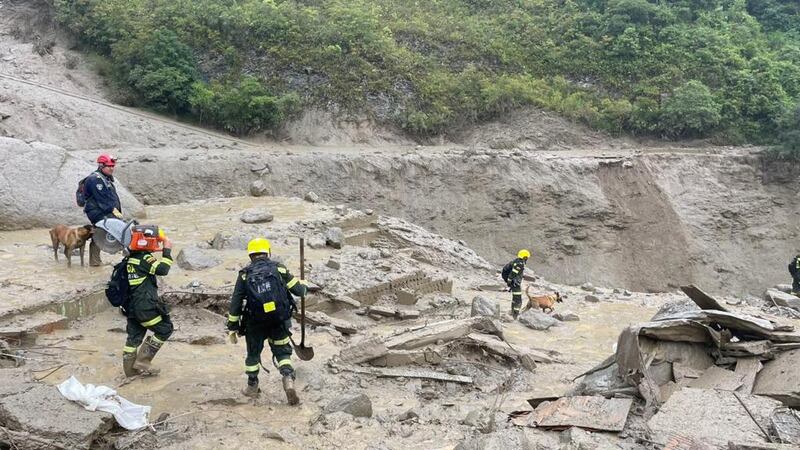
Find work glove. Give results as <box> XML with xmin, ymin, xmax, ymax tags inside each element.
<box><xmin>112</xmin><ymin>208</ymin><xmax>123</xmax><ymax>219</ymax></box>
<box><xmin>228</xmin><ymin>331</ymin><xmax>238</xmax><ymax>344</ymax></box>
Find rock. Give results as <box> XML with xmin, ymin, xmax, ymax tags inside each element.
<box><xmin>560</xmin><ymin>427</ymin><xmax>597</xmax><ymax>450</ymax></box>
<box><xmin>310</xmin><ymin>411</ymin><xmax>351</xmax><ymax>434</ymax></box>
<box><xmin>305</xmin><ymin>191</ymin><xmax>320</xmax><ymax>203</ymax></box>
<box><xmin>584</xmin><ymin>295</ymin><xmax>600</xmax><ymax>303</ymax></box>
<box><xmin>365</xmin><ymin>209</ymin><xmax>374</xmax><ymax>215</ymax></box>
<box><xmin>397</xmin><ymin>409</ymin><xmax>419</xmax><ymax>422</ymax></box>
<box><xmin>176</xmin><ymin>247</ymin><xmax>222</xmax><ymax>270</ymax></box>
<box><xmin>623</xmin><ymin>290</ymin><xmax>632</xmax><ymax>296</ymax></box>
<box><xmin>518</xmin><ymin>310</ymin><xmax>560</xmax><ymax>330</ymax></box>
<box><xmin>754</xmin><ymin>349</ymin><xmax>800</xmax><ymax>407</ymax></box>
<box><xmin>326</xmin><ymin>258</ymin><xmax>341</xmax><ymax>270</ymax></box>
<box><xmin>471</xmin><ymin>295</ymin><xmax>500</xmax><ymax>318</ymax></box>
<box><xmin>308</xmin><ymin>234</ymin><xmax>326</xmax><ymax>249</ymax></box>
<box><xmin>0</xmin><ymin>138</ymin><xmax>145</xmax><ymax>230</ymax></box>
<box><xmin>764</xmin><ymin>289</ymin><xmax>800</xmax><ymax>311</ymax></box>
<box><xmin>334</xmin><ymin>204</ymin><xmax>346</xmax><ymax>215</ymax></box>
<box><xmin>553</xmin><ymin>311</ymin><xmax>579</xmax><ymax>321</ymax></box>
<box><xmin>462</xmin><ymin>408</ymin><xmax>493</xmax><ymax>433</ymax></box>
<box><xmin>580</xmin><ymin>282</ymin><xmax>596</xmax><ymax>292</ymax></box>
<box><xmin>209</xmin><ymin>232</ymin><xmax>225</xmax><ymax>250</ymax></box>
<box><xmin>0</xmin><ymin>384</ymin><xmax>114</xmax><ymax>449</ymax></box>
<box><xmin>322</xmin><ymin>393</ymin><xmax>373</xmax><ymax>418</ymax></box>
<box><xmin>249</xmin><ymin>180</ymin><xmax>272</xmax><ymax>197</ymax></box>
<box><xmin>455</xmin><ymin>429</ymin><xmax>535</xmax><ymax>450</ymax></box>
<box><xmin>325</xmin><ymin>227</ymin><xmax>344</xmax><ymax>249</ymax></box>
<box><xmin>651</xmin><ymin>299</ymin><xmax>700</xmax><ymax>321</ymax></box>
<box><xmin>240</xmin><ymin>208</ymin><xmax>274</xmax><ymax>224</ymax></box>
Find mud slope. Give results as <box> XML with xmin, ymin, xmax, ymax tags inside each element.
<box><xmin>75</xmin><ymin>147</ymin><xmax>800</xmax><ymax>295</ymax></box>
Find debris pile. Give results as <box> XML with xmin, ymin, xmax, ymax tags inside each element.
<box><xmin>515</xmin><ymin>285</ymin><xmax>800</xmax><ymax>448</ymax></box>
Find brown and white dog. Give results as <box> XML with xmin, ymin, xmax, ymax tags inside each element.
<box><xmin>523</xmin><ymin>285</ymin><xmax>563</xmax><ymax>314</ymax></box>
<box><xmin>49</xmin><ymin>224</ymin><xmax>93</xmax><ymax>267</ymax></box>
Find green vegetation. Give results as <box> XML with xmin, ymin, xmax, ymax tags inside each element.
<box><xmin>52</xmin><ymin>0</ymin><xmax>800</xmax><ymax>146</ymax></box>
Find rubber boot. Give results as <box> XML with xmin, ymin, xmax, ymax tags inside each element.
<box><xmin>242</xmin><ymin>377</ymin><xmax>260</xmax><ymax>398</ymax></box>
<box><xmin>89</xmin><ymin>239</ymin><xmax>102</xmax><ymax>267</ymax></box>
<box><xmin>282</xmin><ymin>375</ymin><xmax>299</xmax><ymax>406</ymax></box>
<box><xmin>122</xmin><ymin>352</ymin><xmax>141</xmax><ymax>377</ymax></box>
<box><xmin>132</xmin><ymin>336</ymin><xmax>162</xmax><ymax>374</ymax></box>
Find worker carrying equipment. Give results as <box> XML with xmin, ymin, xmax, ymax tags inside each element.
<box><xmin>789</xmin><ymin>254</ymin><xmax>800</xmax><ymax>296</ymax></box>
<box><xmin>502</xmin><ymin>249</ymin><xmax>530</xmax><ymax>319</ymax></box>
<box><xmin>121</xmin><ymin>226</ymin><xmax>174</xmax><ymax>377</ymax></box>
<box><xmin>227</xmin><ymin>238</ymin><xmax>308</xmax><ymax>405</ymax></box>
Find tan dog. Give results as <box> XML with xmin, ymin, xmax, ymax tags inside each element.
<box><xmin>523</xmin><ymin>285</ymin><xmax>563</xmax><ymax>313</ymax></box>
<box><xmin>49</xmin><ymin>224</ymin><xmax>93</xmax><ymax>267</ymax></box>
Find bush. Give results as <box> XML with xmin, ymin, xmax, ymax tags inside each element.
<box><xmin>660</xmin><ymin>81</ymin><xmax>722</xmax><ymax>138</ymax></box>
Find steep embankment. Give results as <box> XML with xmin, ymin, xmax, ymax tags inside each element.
<box><xmin>63</xmin><ymin>146</ymin><xmax>800</xmax><ymax>295</ymax></box>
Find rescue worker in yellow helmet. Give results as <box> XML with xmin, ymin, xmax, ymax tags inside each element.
<box><xmin>226</xmin><ymin>238</ymin><xmax>308</xmax><ymax>405</ymax></box>
<box><xmin>501</xmin><ymin>249</ymin><xmax>531</xmax><ymax>319</ymax></box>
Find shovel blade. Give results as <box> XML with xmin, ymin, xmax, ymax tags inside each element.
<box><xmin>294</xmin><ymin>344</ymin><xmax>314</xmax><ymax>361</ymax></box>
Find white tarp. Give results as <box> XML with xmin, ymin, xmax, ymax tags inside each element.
<box><xmin>57</xmin><ymin>376</ymin><xmax>150</xmax><ymax>430</ymax></box>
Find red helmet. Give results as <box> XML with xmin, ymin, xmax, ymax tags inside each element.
<box><xmin>96</xmin><ymin>153</ymin><xmax>116</xmax><ymax>167</ymax></box>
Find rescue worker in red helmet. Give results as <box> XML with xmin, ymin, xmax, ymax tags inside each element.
<box><xmin>226</xmin><ymin>238</ymin><xmax>307</xmax><ymax>405</ymax></box>
<box><xmin>122</xmin><ymin>227</ymin><xmax>174</xmax><ymax>377</ymax></box>
<box><xmin>83</xmin><ymin>153</ymin><xmax>122</xmax><ymax>266</ymax></box>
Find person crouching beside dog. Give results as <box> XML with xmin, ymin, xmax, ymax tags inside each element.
<box><xmin>49</xmin><ymin>224</ymin><xmax>93</xmax><ymax>267</ymax></box>
<box><xmin>81</xmin><ymin>153</ymin><xmax>122</xmax><ymax>267</ymax></box>
<box><xmin>122</xmin><ymin>229</ymin><xmax>173</xmax><ymax>377</ymax></box>
<box><xmin>502</xmin><ymin>249</ymin><xmax>530</xmax><ymax>319</ymax></box>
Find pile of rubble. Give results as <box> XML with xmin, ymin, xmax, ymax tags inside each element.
<box><xmin>513</xmin><ymin>285</ymin><xmax>800</xmax><ymax>449</ymax></box>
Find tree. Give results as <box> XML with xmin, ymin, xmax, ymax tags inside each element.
<box><xmin>660</xmin><ymin>80</ymin><xmax>722</xmax><ymax>137</ymax></box>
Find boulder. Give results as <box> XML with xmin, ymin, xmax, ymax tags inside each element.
<box><xmin>580</xmin><ymin>282</ymin><xmax>596</xmax><ymax>292</ymax></box>
<box><xmin>325</xmin><ymin>227</ymin><xmax>344</xmax><ymax>249</ymax></box>
<box><xmin>322</xmin><ymin>392</ymin><xmax>372</xmax><ymax>418</ymax></box>
<box><xmin>249</xmin><ymin>180</ymin><xmax>272</xmax><ymax>197</ymax></box>
<box><xmin>471</xmin><ymin>295</ymin><xmax>500</xmax><ymax>318</ymax></box>
<box><xmin>518</xmin><ymin>310</ymin><xmax>560</xmax><ymax>330</ymax></box>
<box><xmin>0</xmin><ymin>137</ymin><xmax>145</xmax><ymax>230</ymax></box>
<box><xmin>326</xmin><ymin>258</ymin><xmax>341</xmax><ymax>270</ymax></box>
<box><xmin>240</xmin><ymin>208</ymin><xmax>274</xmax><ymax>224</ymax></box>
<box><xmin>176</xmin><ymin>247</ymin><xmax>222</xmax><ymax>270</ymax></box>
<box><xmin>584</xmin><ymin>295</ymin><xmax>600</xmax><ymax>303</ymax></box>
<box><xmin>764</xmin><ymin>289</ymin><xmax>800</xmax><ymax>311</ymax></box>
<box><xmin>308</xmin><ymin>234</ymin><xmax>326</xmax><ymax>249</ymax></box>
<box><xmin>305</xmin><ymin>191</ymin><xmax>320</xmax><ymax>203</ymax></box>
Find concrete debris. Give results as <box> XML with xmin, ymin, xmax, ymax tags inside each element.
<box><xmin>569</xmin><ymin>361</ymin><xmax>632</xmax><ymax>397</ymax></box>
<box><xmin>764</xmin><ymin>289</ymin><xmax>800</xmax><ymax>311</ymax></box>
<box><xmin>175</xmin><ymin>247</ymin><xmax>222</xmax><ymax>270</ymax></box>
<box><xmin>330</xmin><ymin>295</ymin><xmax>360</xmax><ymax>308</ymax></box>
<box><xmin>338</xmin><ymin>337</ymin><xmax>389</xmax><ymax>364</ymax></box>
<box><xmin>771</xmin><ymin>407</ymin><xmax>800</xmax><ymax>445</ymax></box>
<box><xmin>686</xmin><ymin>366</ymin><xmax>745</xmax><ymax>391</ymax></box>
<box><xmin>0</xmin><ymin>383</ymin><xmax>114</xmax><ymax>449</ymax></box>
<box><xmin>580</xmin><ymin>282</ymin><xmax>595</xmax><ymax>292</ymax></box>
<box><xmin>462</xmin><ymin>408</ymin><xmax>494</xmax><ymax>433</ymax></box>
<box><xmin>0</xmin><ymin>312</ymin><xmax>69</xmax><ymax>345</ymax></box>
<box><xmin>326</xmin><ymin>257</ymin><xmax>341</xmax><ymax>270</ymax></box>
<box><xmin>680</xmin><ymin>285</ymin><xmax>730</xmax><ymax>312</ymax></box>
<box><xmin>727</xmin><ymin>443</ymin><xmax>799</xmax><ymax>450</ymax></box>
<box><xmin>518</xmin><ymin>310</ymin><xmax>560</xmax><ymax>331</ymax></box>
<box><xmin>370</xmin><ymin>348</ymin><xmax>443</xmax><ymax>367</ymax></box>
<box><xmin>304</xmin><ymin>191</ymin><xmax>320</xmax><ymax>203</ymax></box>
<box><xmin>471</xmin><ymin>295</ymin><xmax>500</xmax><ymax>318</ymax></box>
<box><xmin>305</xmin><ymin>311</ymin><xmax>359</xmax><ymax>335</ymax></box>
<box><xmin>774</xmin><ymin>285</ymin><xmax>794</xmax><ymax>294</ymax></box>
<box><xmin>528</xmin><ymin>396</ymin><xmax>633</xmax><ymax>432</ymax></box>
<box><xmin>734</xmin><ymin>358</ymin><xmax>763</xmax><ymax>394</ymax></box>
<box><xmin>307</xmin><ymin>233</ymin><xmax>326</xmax><ymax>249</ymax></box>
<box><xmin>249</xmin><ymin>180</ymin><xmax>272</xmax><ymax>197</ymax></box>
<box><xmin>322</xmin><ymin>392</ymin><xmax>373</xmax><ymax>418</ymax></box>
<box><xmin>455</xmin><ymin>429</ymin><xmax>536</xmax><ymax>450</ymax></box>
<box><xmin>552</xmin><ymin>311</ymin><xmax>579</xmax><ymax>321</ymax></box>
<box><xmin>647</xmin><ymin>388</ymin><xmax>781</xmax><ymax>447</ymax></box>
<box><xmin>325</xmin><ymin>227</ymin><xmax>344</xmax><ymax>249</ymax></box>
<box><xmin>240</xmin><ymin>208</ymin><xmax>274</xmax><ymax>224</ymax></box>
<box><xmin>383</xmin><ymin>317</ymin><xmax>503</xmax><ymax>350</ymax></box>
<box><xmin>753</xmin><ymin>349</ymin><xmax>800</xmax><ymax>407</ymax></box>
<box><xmin>651</xmin><ymin>298</ymin><xmax>700</xmax><ymax>321</ymax></box>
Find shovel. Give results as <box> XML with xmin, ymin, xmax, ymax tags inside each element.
<box><xmin>291</xmin><ymin>237</ymin><xmax>314</xmax><ymax>361</ymax></box>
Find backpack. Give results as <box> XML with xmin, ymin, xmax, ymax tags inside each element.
<box><xmin>501</xmin><ymin>261</ymin><xmax>514</xmax><ymax>283</ymax></box>
<box><xmin>790</xmin><ymin>257</ymin><xmax>799</xmax><ymax>278</ymax></box>
<box><xmin>244</xmin><ymin>260</ymin><xmax>294</xmax><ymax>324</ymax></box>
<box><xmin>105</xmin><ymin>257</ymin><xmax>130</xmax><ymax>309</ymax></box>
<box><xmin>76</xmin><ymin>176</ymin><xmax>89</xmax><ymax>207</ymax></box>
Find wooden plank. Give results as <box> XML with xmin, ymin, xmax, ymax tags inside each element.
<box><xmin>680</xmin><ymin>285</ymin><xmax>729</xmax><ymax>312</ymax></box>
<box><xmin>735</xmin><ymin>358</ymin><xmax>763</xmax><ymax>394</ymax></box>
<box><xmin>333</xmin><ymin>363</ymin><xmax>473</xmax><ymax>384</ymax></box>
<box><xmin>687</xmin><ymin>366</ymin><xmax>745</xmax><ymax>391</ymax></box>
<box><xmin>531</xmin><ymin>396</ymin><xmax>633</xmax><ymax>432</ymax></box>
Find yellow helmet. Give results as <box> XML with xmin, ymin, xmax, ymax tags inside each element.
<box><xmin>518</xmin><ymin>249</ymin><xmax>531</xmax><ymax>259</ymax></box>
<box><xmin>247</xmin><ymin>238</ymin><xmax>271</xmax><ymax>255</ymax></box>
